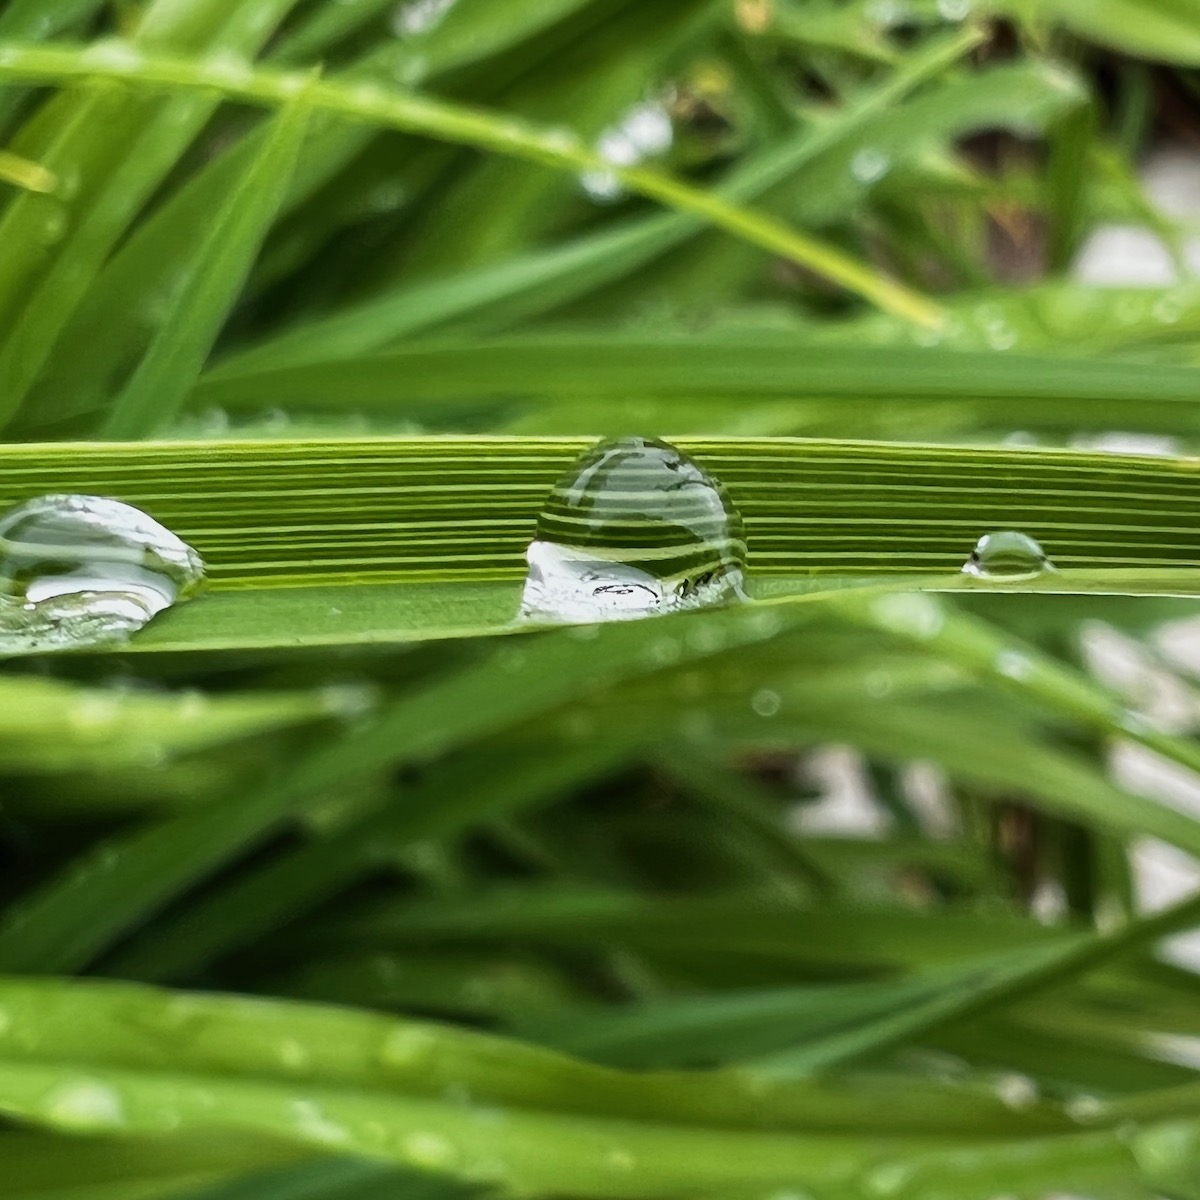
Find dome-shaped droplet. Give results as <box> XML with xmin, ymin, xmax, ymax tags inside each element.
<box><xmin>0</xmin><ymin>495</ymin><xmax>205</xmax><ymax>654</ymax></box>
<box><xmin>520</xmin><ymin>436</ymin><xmax>747</xmax><ymax>623</ymax></box>
<box><xmin>962</xmin><ymin>531</ymin><xmax>1053</xmax><ymax>580</ymax></box>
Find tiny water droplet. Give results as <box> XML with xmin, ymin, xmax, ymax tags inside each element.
<box><xmin>1154</xmin><ymin>294</ymin><xmax>1183</xmax><ymax>324</ymax></box>
<box><xmin>277</xmin><ymin>1038</ymin><xmax>311</xmax><ymax>1072</ymax></box>
<box><xmin>962</xmin><ymin>531</ymin><xmax>1053</xmax><ymax>580</ymax></box>
<box><xmin>606</xmin><ymin>1148</ymin><xmax>636</xmax><ymax>1172</ymax></box>
<box><xmin>519</xmin><ymin>436</ymin><xmax>747</xmax><ymax>624</ymax></box>
<box><xmin>994</xmin><ymin>649</ymin><xmax>1033</xmax><ymax>680</ymax></box>
<box><xmin>44</xmin><ymin>1079</ymin><xmax>125</xmax><ymax>1129</ymax></box>
<box><xmin>37</xmin><ymin>205</ymin><xmax>68</xmax><ymax>247</ymax></box>
<box><xmin>870</xmin><ymin>593</ymin><xmax>944</xmax><ymax>640</ymax></box>
<box><xmin>80</xmin><ymin>40</ymin><xmax>144</xmax><ymax>72</ymax></box>
<box><xmin>392</xmin><ymin>0</ymin><xmax>457</xmax><ymax>37</ymax></box>
<box><xmin>0</xmin><ymin>495</ymin><xmax>205</xmax><ymax>654</ymax></box>
<box><xmin>851</xmin><ymin>146</ymin><xmax>891</xmax><ymax>185</ymax></box>
<box><xmin>751</xmin><ymin>688</ymin><xmax>782</xmax><ymax>717</ymax></box>
<box><xmin>202</xmin><ymin>51</ymin><xmax>254</xmax><ymax>88</ymax></box>
<box><xmin>290</xmin><ymin>1098</ymin><xmax>349</xmax><ymax>1145</ymax></box>
<box><xmin>404</xmin><ymin>1130</ymin><xmax>457</xmax><ymax>1168</ymax></box>
<box><xmin>581</xmin><ymin>100</ymin><xmax>673</xmax><ymax>203</ymax></box>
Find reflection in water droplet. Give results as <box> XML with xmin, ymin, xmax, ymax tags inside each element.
<box><xmin>962</xmin><ymin>531</ymin><xmax>1053</xmax><ymax>580</ymax></box>
<box><xmin>519</xmin><ymin>436</ymin><xmax>747</xmax><ymax>624</ymax></box>
<box><xmin>0</xmin><ymin>495</ymin><xmax>206</xmax><ymax>654</ymax></box>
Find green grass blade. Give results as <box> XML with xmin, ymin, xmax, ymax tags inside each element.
<box><xmin>0</xmin><ymin>40</ymin><xmax>942</xmax><ymax>329</ymax></box>
<box><xmin>101</xmin><ymin>92</ymin><xmax>313</xmax><ymax>439</ymax></box>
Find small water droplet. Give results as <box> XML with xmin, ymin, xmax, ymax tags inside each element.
<box><xmin>1153</xmin><ymin>294</ymin><xmax>1184</xmax><ymax>324</ymax></box>
<box><xmin>870</xmin><ymin>593</ymin><xmax>944</xmax><ymax>640</ymax></box>
<box><xmin>379</xmin><ymin>1025</ymin><xmax>436</xmax><ymax>1068</ymax></box>
<box><xmin>80</xmin><ymin>40</ymin><xmax>144</xmax><ymax>72</ymax></box>
<box><xmin>203</xmin><ymin>51</ymin><xmax>254</xmax><ymax>88</ymax></box>
<box><xmin>936</xmin><ymin>0</ymin><xmax>972</xmax><ymax>18</ymax></box>
<box><xmin>751</xmin><ymin>688</ymin><xmax>782</xmax><ymax>717</ymax></box>
<box><xmin>606</xmin><ymin>1148</ymin><xmax>636</xmax><ymax>1172</ymax></box>
<box><xmin>994</xmin><ymin>649</ymin><xmax>1033</xmax><ymax>680</ymax></box>
<box><xmin>519</xmin><ymin>436</ymin><xmax>747</xmax><ymax>624</ymax></box>
<box><xmin>278</xmin><ymin>1039</ymin><xmax>311</xmax><ymax>1071</ymax></box>
<box><xmin>45</xmin><ymin>1079</ymin><xmax>124</xmax><ymax>1129</ymax></box>
<box><xmin>962</xmin><ymin>531</ymin><xmax>1053</xmax><ymax>580</ymax></box>
<box><xmin>37</xmin><ymin>205</ymin><xmax>68</xmax><ymax>247</ymax></box>
<box><xmin>993</xmin><ymin>1071</ymin><xmax>1038</xmax><ymax>1108</ymax></box>
<box><xmin>0</xmin><ymin>495</ymin><xmax>206</xmax><ymax>654</ymax></box>
<box><xmin>392</xmin><ymin>0</ymin><xmax>456</xmax><ymax>37</ymax></box>
<box><xmin>290</xmin><ymin>1098</ymin><xmax>349</xmax><ymax>1145</ymax></box>
<box><xmin>1066</xmin><ymin>1093</ymin><xmax>1103</xmax><ymax>1122</ymax></box>
<box><xmin>581</xmin><ymin>100</ymin><xmax>673</xmax><ymax>203</ymax></box>
<box><xmin>404</xmin><ymin>1130</ymin><xmax>457</xmax><ymax>1168</ymax></box>
<box><xmin>850</xmin><ymin>146</ymin><xmax>890</xmax><ymax>185</ymax></box>
<box><xmin>68</xmin><ymin>693</ymin><xmax>122</xmax><ymax>729</ymax></box>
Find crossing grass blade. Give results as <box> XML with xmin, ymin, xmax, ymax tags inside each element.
<box><xmin>101</xmin><ymin>91</ymin><xmax>314</xmax><ymax>439</ymax></box>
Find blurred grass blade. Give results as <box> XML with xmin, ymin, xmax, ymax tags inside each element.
<box><xmin>0</xmin><ymin>40</ymin><xmax>942</xmax><ymax>329</ymax></box>
<box><xmin>102</xmin><ymin>90</ymin><xmax>314</xmax><ymax>439</ymax></box>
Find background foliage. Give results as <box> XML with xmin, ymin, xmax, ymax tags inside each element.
<box><xmin>2</xmin><ymin>0</ymin><xmax>1200</xmax><ymax>1196</ymax></box>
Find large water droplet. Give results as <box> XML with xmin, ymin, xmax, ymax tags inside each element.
<box><xmin>520</xmin><ymin>436</ymin><xmax>747</xmax><ymax>624</ymax></box>
<box><xmin>0</xmin><ymin>495</ymin><xmax>205</xmax><ymax>654</ymax></box>
<box><xmin>962</xmin><ymin>531</ymin><xmax>1052</xmax><ymax>580</ymax></box>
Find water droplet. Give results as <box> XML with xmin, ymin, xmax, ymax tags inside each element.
<box><xmin>45</xmin><ymin>1079</ymin><xmax>124</xmax><ymax>1129</ymax></box>
<box><xmin>392</xmin><ymin>0</ymin><xmax>457</xmax><ymax>37</ymax></box>
<box><xmin>1154</xmin><ymin>294</ymin><xmax>1183</xmax><ymax>324</ymax></box>
<box><xmin>277</xmin><ymin>1039</ymin><xmax>311</xmax><ymax>1072</ymax></box>
<box><xmin>379</xmin><ymin>1025</ymin><xmax>436</xmax><ymax>1068</ymax></box>
<box><xmin>0</xmin><ymin>496</ymin><xmax>205</xmax><ymax>654</ymax></box>
<box><xmin>870</xmin><ymin>593</ymin><xmax>944</xmax><ymax>640</ymax></box>
<box><xmin>936</xmin><ymin>0</ymin><xmax>972</xmax><ymax>18</ymax></box>
<box><xmin>37</xmin><ymin>205</ymin><xmax>68</xmax><ymax>247</ymax></box>
<box><xmin>290</xmin><ymin>1099</ymin><xmax>349</xmax><ymax>1145</ymax></box>
<box><xmin>606</xmin><ymin>1148</ymin><xmax>636</xmax><ymax>1172</ymax></box>
<box><xmin>202</xmin><ymin>52</ymin><xmax>254</xmax><ymax>88</ymax></box>
<box><xmin>1065</xmin><ymin>1093</ymin><xmax>1103</xmax><ymax>1122</ymax></box>
<box><xmin>80</xmin><ymin>40</ymin><xmax>144</xmax><ymax>72</ymax></box>
<box><xmin>519</xmin><ymin>436</ymin><xmax>747</xmax><ymax>624</ymax></box>
<box><xmin>751</xmin><ymin>688</ymin><xmax>782</xmax><ymax>717</ymax></box>
<box><xmin>851</xmin><ymin>146</ymin><xmax>891</xmax><ymax>185</ymax></box>
<box><xmin>993</xmin><ymin>1071</ymin><xmax>1038</xmax><ymax>1108</ymax></box>
<box><xmin>962</xmin><ymin>531</ymin><xmax>1053</xmax><ymax>580</ymax></box>
<box><xmin>994</xmin><ymin>650</ymin><xmax>1033</xmax><ymax>680</ymax></box>
<box><xmin>68</xmin><ymin>693</ymin><xmax>122</xmax><ymax>729</ymax></box>
<box><xmin>581</xmin><ymin>100</ymin><xmax>673</xmax><ymax>203</ymax></box>
<box><xmin>404</xmin><ymin>1130</ymin><xmax>457</xmax><ymax>1168</ymax></box>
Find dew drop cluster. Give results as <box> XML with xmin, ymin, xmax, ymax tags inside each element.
<box><xmin>0</xmin><ymin>494</ymin><xmax>205</xmax><ymax>654</ymax></box>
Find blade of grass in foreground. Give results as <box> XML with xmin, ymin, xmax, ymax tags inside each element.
<box><xmin>1</xmin><ymin>438</ymin><xmax>1199</xmax><ymax>589</ymax></box>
